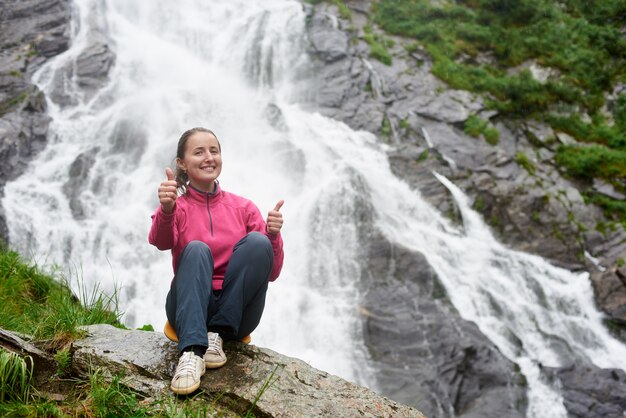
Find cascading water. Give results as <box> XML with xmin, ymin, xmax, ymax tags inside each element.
<box><xmin>4</xmin><ymin>0</ymin><xmax>373</xmax><ymax>387</ymax></box>
<box><xmin>3</xmin><ymin>0</ymin><xmax>626</xmax><ymax>416</ymax></box>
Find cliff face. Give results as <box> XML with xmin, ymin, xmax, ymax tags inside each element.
<box><xmin>302</xmin><ymin>1</ymin><xmax>626</xmax><ymax>417</ymax></box>
<box><xmin>0</xmin><ymin>0</ymin><xmax>71</xmax><ymax>243</ymax></box>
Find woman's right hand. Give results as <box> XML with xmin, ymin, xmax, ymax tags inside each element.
<box><xmin>158</xmin><ymin>167</ymin><xmax>178</xmax><ymax>214</ymax></box>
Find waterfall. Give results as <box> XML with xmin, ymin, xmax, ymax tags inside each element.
<box><xmin>3</xmin><ymin>0</ymin><xmax>373</xmax><ymax>386</ymax></box>
<box><xmin>3</xmin><ymin>0</ymin><xmax>626</xmax><ymax>416</ymax></box>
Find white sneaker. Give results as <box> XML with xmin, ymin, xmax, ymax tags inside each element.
<box><xmin>170</xmin><ymin>351</ymin><xmax>205</xmax><ymax>395</ymax></box>
<box><xmin>204</xmin><ymin>332</ymin><xmax>227</xmax><ymax>368</ymax></box>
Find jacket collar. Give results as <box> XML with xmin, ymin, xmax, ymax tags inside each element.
<box><xmin>186</xmin><ymin>182</ymin><xmax>222</xmax><ymax>204</ymax></box>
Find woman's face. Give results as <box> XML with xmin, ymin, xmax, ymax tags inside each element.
<box><xmin>177</xmin><ymin>131</ymin><xmax>222</xmax><ymax>192</ymax></box>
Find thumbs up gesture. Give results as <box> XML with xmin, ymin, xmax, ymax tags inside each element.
<box><xmin>266</xmin><ymin>200</ymin><xmax>284</xmax><ymax>235</ymax></box>
<box><xmin>158</xmin><ymin>167</ymin><xmax>178</xmax><ymax>214</ymax></box>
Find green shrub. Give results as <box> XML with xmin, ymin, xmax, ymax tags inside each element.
<box><xmin>54</xmin><ymin>349</ymin><xmax>72</xmax><ymax>377</ymax></box>
<box><xmin>484</xmin><ymin>126</ymin><xmax>500</xmax><ymax>145</ymax></box>
<box><xmin>514</xmin><ymin>151</ymin><xmax>536</xmax><ymax>175</ymax></box>
<box><xmin>364</xmin><ymin>32</ymin><xmax>393</xmax><ymax>65</ymax></box>
<box><xmin>464</xmin><ymin>115</ymin><xmax>486</xmax><ymax>137</ymax></box>
<box><xmin>369</xmin><ymin>42</ymin><xmax>393</xmax><ymax>65</ymax></box>
<box><xmin>548</xmin><ymin>114</ymin><xmax>626</xmax><ymax>149</ymax></box>
<box><xmin>555</xmin><ymin>144</ymin><xmax>626</xmax><ymax>180</ymax></box>
<box><xmin>464</xmin><ymin>115</ymin><xmax>500</xmax><ymax>144</ymax></box>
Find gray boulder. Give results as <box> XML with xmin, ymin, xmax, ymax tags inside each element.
<box><xmin>71</xmin><ymin>324</ymin><xmax>424</xmax><ymax>417</ymax></box>
<box><xmin>545</xmin><ymin>363</ymin><xmax>626</xmax><ymax>418</ymax></box>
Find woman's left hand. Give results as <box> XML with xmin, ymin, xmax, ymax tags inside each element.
<box><xmin>266</xmin><ymin>200</ymin><xmax>284</xmax><ymax>235</ymax></box>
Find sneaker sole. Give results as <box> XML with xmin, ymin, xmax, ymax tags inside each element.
<box><xmin>171</xmin><ymin>380</ymin><xmax>201</xmax><ymax>395</ymax></box>
<box><xmin>205</xmin><ymin>359</ymin><xmax>227</xmax><ymax>369</ymax></box>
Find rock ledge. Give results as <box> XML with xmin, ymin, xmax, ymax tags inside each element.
<box><xmin>72</xmin><ymin>324</ymin><xmax>424</xmax><ymax>417</ymax></box>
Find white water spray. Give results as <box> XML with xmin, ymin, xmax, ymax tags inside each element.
<box><xmin>3</xmin><ymin>1</ymin><xmax>626</xmax><ymax>416</ymax></box>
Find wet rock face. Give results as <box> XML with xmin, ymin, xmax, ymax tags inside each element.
<box><xmin>361</xmin><ymin>231</ymin><xmax>528</xmax><ymax>417</ymax></box>
<box><xmin>0</xmin><ymin>0</ymin><xmax>70</xmax><ymax>72</ymax></box>
<box><xmin>0</xmin><ymin>0</ymin><xmax>71</xmax><ymax>244</ymax></box>
<box><xmin>545</xmin><ymin>364</ymin><xmax>626</xmax><ymax>418</ymax></box>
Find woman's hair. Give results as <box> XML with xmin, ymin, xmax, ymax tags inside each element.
<box><xmin>174</xmin><ymin>127</ymin><xmax>221</xmax><ymax>194</ymax></box>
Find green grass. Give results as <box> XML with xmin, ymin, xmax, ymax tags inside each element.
<box><xmin>79</xmin><ymin>369</ymin><xmax>151</xmax><ymax>417</ymax></box>
<box><xmin>332</xmin><ymin>0</ymin><xmax>352</xmax><ymax>20</ymax></box>
<box><xmin>0</xmin><ymin>351</ymin><xmax>33</xmax><ymax>403</ymax></box>
<box><xmin>0</xmin><ymin>248</ymin><xmax>123</xmax><ymax>348</ymax></box>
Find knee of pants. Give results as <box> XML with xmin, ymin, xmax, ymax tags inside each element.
<box><xmin>182</xmin><ymin>240</ymin><xmax>211</xmax><ymax>256</ymax></box>
<box><xmin>177</xmin><ymin>240</ymin><xmax>214</xmax><ymax>271</ymax></box>
<box><xmin>239</xmin><ymin>232</ymin><xmax>272</xmax><ymax>255</ymax></box>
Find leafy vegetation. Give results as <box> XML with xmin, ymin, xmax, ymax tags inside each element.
<box><xmin>372</xmin><ymin>0</ymin><xmax>626</xmax><ymax>223</ymax></box>
<box><xmin>364</xmin><ymin>24</ymin><xmax>394</xmax><ymax>65</ymax></box>
<box><xmin>515</xmin><ymin>151</ymin><xmax>537</xmax><ymax>176</ymax></box>
<box><xmin>556</xmin><ymin>144</ymin><xmax>626</xmax><ymax>180</ymax></box>
<box><xmin>464</xmin><ymin>114</ymin><xmax>500</xmax><ymax>145</ymax></box>
<box><xmin>373</xmin><ymin>0</ymin><xmax>625</xmax><ymax>117</ymax></box>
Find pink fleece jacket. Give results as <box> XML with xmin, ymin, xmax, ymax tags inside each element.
<box><xmin>148</xmin><ymin>184</ymin><xmax>284</xmax><ymax>290</ymax></box>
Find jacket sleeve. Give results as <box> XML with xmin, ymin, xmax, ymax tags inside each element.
<box><xmin>246</xmin><ymin>203</ymin><xmax>284</xmax><ymax>281</ymax></box>
<box><xmin>148</xmin><ymin>205</ymin><xmax>178</xmax><ymax>250</ymax></box>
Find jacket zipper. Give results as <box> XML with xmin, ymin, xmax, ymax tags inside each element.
<box><xmin>205</xmin><ymin>193</ymin><xmax>214</xmax><ymax>236</ymax></box>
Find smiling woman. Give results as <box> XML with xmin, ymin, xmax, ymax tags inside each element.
<box><xmin>148</xmin><ymin>127</ymin><xmax>285</xmax><ymax>395</ymax></box>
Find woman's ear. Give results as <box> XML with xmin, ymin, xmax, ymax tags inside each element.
<box><xmin>175</xmin><ymin>157</ymin><xmax>187</xmax><ymax>172</ymax></box>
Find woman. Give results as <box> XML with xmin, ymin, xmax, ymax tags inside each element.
<box><xmin>149</xmin><ymin>127</ymin><xmax>284</xmax><ymax>395</ymax></box>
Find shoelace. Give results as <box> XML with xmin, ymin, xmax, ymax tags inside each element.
<box><xmin>207</xmin><ymin>333</ymin><xmax>223</xmax><ymax>354</ymax></box>
<box><xmin>174</xmin><ymin>352</ymin><xmax>199</xmax><ymax>379</ymax></box>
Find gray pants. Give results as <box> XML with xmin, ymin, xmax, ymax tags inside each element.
<box><xmin>165</xmin><ymin>232</ymin><xmax>273</xmax><ymax>352</ymax></box>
